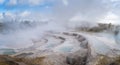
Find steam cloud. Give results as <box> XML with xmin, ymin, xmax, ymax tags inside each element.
<box><xmin>0</xmin><ymin>0</ymin><xmax>119</xmax><ymax>49</ymax></box>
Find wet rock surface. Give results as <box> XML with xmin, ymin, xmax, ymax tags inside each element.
<box><xmin>1</xmin><ymin>31</ymin><xmax>120</xmax><ymax>65</ymax></box>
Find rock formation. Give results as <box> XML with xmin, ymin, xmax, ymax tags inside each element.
<box><xmin>1</xmin><ymin>23</ymin><xmax>120</xmax><ymax>65</ymax></box>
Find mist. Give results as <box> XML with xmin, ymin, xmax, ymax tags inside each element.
<box><xmin>0</xmin><ymin>0</ymin><xmax>119</xmax><ymax>49</ymax></box>
<box><xmin>0</xmin><ymin>20</ymin><xmax>67</xmax><ymax>49</ymax></box>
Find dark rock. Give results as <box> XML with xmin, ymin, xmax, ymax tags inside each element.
<box><xmin>58</xmin><ymin>36</ymin><xmax>65</xmax><ymax>40</ymax></box>
<box><xmin>63</xmin><ymin>32</ymin><xmax>70</xmax><ymax>35</ymax></box>
<box><xmin>72</xmin><ymin>33</ymin><xmax>78</xmax><ymax>36</ymax></box>
<box><xmin>78</xmin><ymin>37</ymin><xmax>86</xmax><ymax>42</ymax></box>
<box><xmin>66</xmin><ymin>56</ymin><xmax>88</xmax><ymax>65</ymax></box>
<box><xmin>15</xmin><ymin>53</ymin><xmax>33</xmax><ymax>58</ymax></box>
<box><xmin>80</xmin><ymin>41</ymin><xmax>88</xmax><ymax>49</ymax></box>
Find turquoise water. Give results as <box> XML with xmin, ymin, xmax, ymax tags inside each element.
<box><xmin>46</xmin><ymin>44</ymin><xmax>56</xmax><ymax>48</ymax></box>
<box><xmin>115</xmin><ymin>32</ymin><xmax>120</xmax><ymax>44</ymax></box>
<box><xmin>0</xmin><ymin>49</ymin><xmax>16</xmax><ymax>55</ymax></box>
<box><xmin>59</xmin><ymin>46</ymin><xmax>73</xmax><ymax>52</ymax></box>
